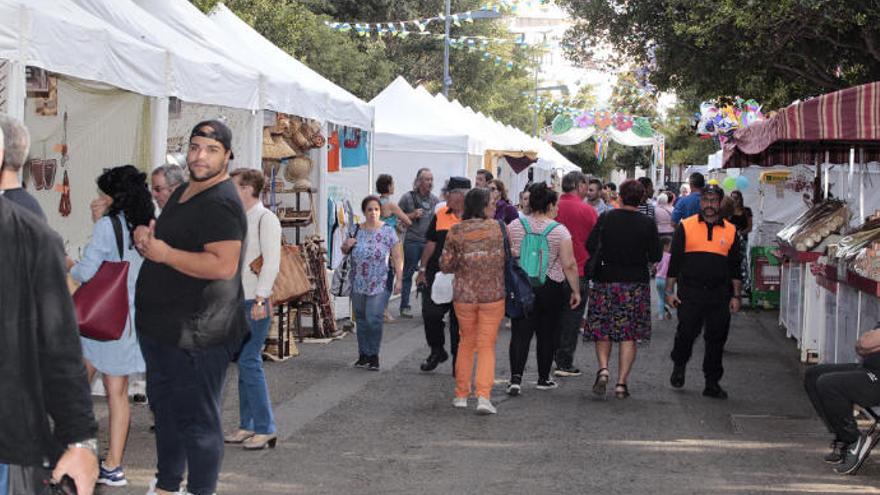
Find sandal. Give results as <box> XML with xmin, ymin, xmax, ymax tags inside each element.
<box><xmin>592</xmin><ymin>368</ymin><xmax>610</xmax><ymax>397</ymax></box>
<box><xmin>614</xmin><ymin>383</ymin><xmax>630</xmax><ymax>399</ymax></box>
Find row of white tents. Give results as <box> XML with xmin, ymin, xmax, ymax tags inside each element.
<box><xmin>0</xmin><ymin>0</ymin><xmax>578</xmax><ymax>251</ymax></box>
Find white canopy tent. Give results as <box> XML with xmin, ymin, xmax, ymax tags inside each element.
<box><xmin>208</xmin><ymin>4</ymin><xmax>373</xmax><ymax>130</ymax></box>
<box><xmin>0</xmin><ymin>0</ymin><xmax>168</xmax><ymax>118</ymax></box>
<box><xmin>371</xmin><ymin>77</ymin><xmax>477</xmax><ymax>202</ymax></box>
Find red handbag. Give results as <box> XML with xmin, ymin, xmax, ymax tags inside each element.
<box><xmin>73</xmin><ymin>216</ymin><xmax>130</xmax><ymax>341</ymax></box>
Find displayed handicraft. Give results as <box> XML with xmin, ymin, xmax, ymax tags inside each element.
<box><xmin>776</xmin><ymin>199</ymin><xmax>849</xmax><ymax>252</ymax></box>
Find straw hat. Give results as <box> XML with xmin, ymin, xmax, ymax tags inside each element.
<box><xmin>262</xmin><ymin>129</ymin><xmax>297</xmax><ymax>161</ymax></box>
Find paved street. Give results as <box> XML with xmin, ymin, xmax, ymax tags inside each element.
<box><xmin>99</xmin><ymin>298</ymin><xmax>880</xmax><ymax>495</ymax></box>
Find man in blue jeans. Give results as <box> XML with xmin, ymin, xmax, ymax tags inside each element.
<box><xmin>397</xmin><ymin>168</ymin><xmax>439</xmax><ymax>318</ymax></box>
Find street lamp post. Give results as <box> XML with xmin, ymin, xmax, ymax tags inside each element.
<box><xmin>441</xmin><ymin>5</ymin><xmax>501</xmax><ymax>97</ymax></box>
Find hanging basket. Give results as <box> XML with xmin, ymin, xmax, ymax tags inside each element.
<box><xmin>263</xmin><ymin>130</ymin><xmax>297</xmax><ymax>161</ymax></box>
<box><xmin>283</xmin><ymin>156</ymin><xmax>313</xmax><ymax>188</ymax></box>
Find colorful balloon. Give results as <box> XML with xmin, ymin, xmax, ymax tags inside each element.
<box><xmin>735</xmin><ymin>175</ymin><xmax>750</xmax><ymax>191</ymax></box>
<box><xmin>722</xmin><ymin>176</ymin><xmax>737</xmax><ymax>191</ymax></box>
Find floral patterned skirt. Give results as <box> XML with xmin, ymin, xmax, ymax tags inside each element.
<box><xmin>585</xmin><ymin>282</ymin><xmax>652</xmax><ymax>343</ymax></box>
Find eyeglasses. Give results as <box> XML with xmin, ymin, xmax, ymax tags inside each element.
<box><xmin>488</xmin><ymin>187</ymin><xmax>498</xmax><ymax>191</ymax></box>
<box><xmin>152</xmin><ymin>185</ymin><xmax>169</xmax><ymax>193</ymax></box>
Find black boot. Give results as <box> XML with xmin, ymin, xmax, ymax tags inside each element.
<box><xmin>353</xmin><ymin>354</ymin><xmax>368</xmax><ymax>368</ymax></box>
<box><xmin>420</xmin><ymin>348</ymin><xmax>449</xmax><ymax>372</ymax></box>
<box><xmin>670</xmin><ymin>364</ymin><xmax>686</xmax><ymax>389</ymax></box>
<box><xmin>367</xmin><ymin>355</ymin><xmax>380</xmax><ymax>371</ymax></box>
<box><xmin>702</xmin><ymin>381</ymin><xmax>728</xmax><ymax>399</ymax></box>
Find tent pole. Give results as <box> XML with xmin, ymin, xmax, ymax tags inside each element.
<box><xmin>150</xmin><ymin>97</ymin><xmax>169</xmax><ymax>170</ymax></box>
<box><xmin>848</xmin><ymin>147</ymin><xmax>855</xmax><ymax>204</ymax></box>
<box><xmin>824</xmin><ymin>151</ymin><xmax>830</xmax><ymax>199</ymax></box>
<box><xmin>859</xmin><ymin>148</ymin><xmax>865</xmax><ymax>222</ymax></box>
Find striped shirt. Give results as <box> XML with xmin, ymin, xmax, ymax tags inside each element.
<box><xmin>507</xmin><ymin>215</ymin><xmax>572</xmax><ymax>283</ymax></box>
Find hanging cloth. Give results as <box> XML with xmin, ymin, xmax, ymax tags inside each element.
<box><xmin>327</xmin><ymin>130</ymin><xmax>340</xmax><ymax>172</ymax></box>
<box><xmin>341</xmin><ymin>127</ymin><xmax>369</xmax><ymax>168</ymax></box>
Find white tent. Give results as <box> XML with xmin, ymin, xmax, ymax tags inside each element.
<box><xmin>0</xmin><ymin>0</ymin><xmax>167</xmax><ymax>118</ymax></box>
<box><xmin>371</xmin><ymin>77</ymin><xmax>477</xmax><ymax>202</ymax></box>
<box><xmin>71</xmin><ymin>0</ymin><xmax>260</xmax><ymax>111</ymax></box>
<box><xmin>208</xmin><ymin>4</ymin><xmax>373</xmax><ymax>130</ymax></box>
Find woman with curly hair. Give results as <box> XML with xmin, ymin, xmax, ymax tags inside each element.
<box><xmin>68</xmin><ymin>164</ymin><xmax>154</xmax><ymax>487</ymax></box>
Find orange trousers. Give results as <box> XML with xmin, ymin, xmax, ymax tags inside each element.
<box><xmin>453</xmin><ymin>299</ymin><xmax>505</xmax><ymax>399</ymax></box>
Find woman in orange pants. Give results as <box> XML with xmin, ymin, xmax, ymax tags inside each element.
<box><xmin>440</xmin><ymin>187</ymin><xmax>506</xmax><ymax>414</ymax></box>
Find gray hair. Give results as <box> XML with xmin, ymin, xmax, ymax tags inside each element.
<box><xmin>0</xmin><ymin>115</ymin><xmax>30</xmax><ymax>172</ymax></box>
<box><xmin>152</xmin><ymin>164</ymin><xmax>186</xmax><ymax>187</ymax></box>
<box><xmin>412</xmin><ymin>167</ymin><xmax>432</xmax><ymax>190</ymax></box>
<box><xmin>561</xmin><ymin>170</ymin><xmax>586</xmax><ymax>193</ymax></box>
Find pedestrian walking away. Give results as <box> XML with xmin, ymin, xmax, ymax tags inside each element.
<box><xmin>417</xmin><ymin>177</ymin><xmax>471</xmax><ymax>372</ymax></box>
<box><xmin>804</xmin><ymin>322</ymin><xmax>880</xmax><ymax>474</ymax></box>
<box><xmin>0</xmin><ymin>136</ymin><xmax>99</xmax><ymax>495</ymax></box>
<box><xmin>584</xmin><ymin>180</ymin><xmax>662</xmax><ymax>399</ymax></box>
<box><xmin>672</xmin><ymin>172</ymin><xmax>704</xmax><ymax>224</ymax></box>
<box><xmin>440</xmin><ymin>188</ymin><xmax>506</xmax><ymax>414</ymax></box>
<box><xmin>665</xmin><ymin>184</ymin><xmax>743</xmax><ymax>400</ymax></box>
<box><xmin>134</xmin><ymin>120</ymin><xmax>248</xmax><ymax>495</ymax></box>
<box><xmin>655</xmin><ymin>237</ymin><xmax>673</xmax><ymax>320</ymax></box>
<box><xmin>553</xmin><ymin>171</ymin><xmax>598</xmax><ymax>378</ymax></box>
<box><xmin>69</xmin><ymin>165</ymin><xmax>153</xmax><ymax>486</ymax></box>
<box><xmin>654</xmin><ymin>192</ymin><xmax>675</xmax><ymax>243</ymax></box>
<box><xmin>397</xmin><ymin>168</ymin><xmax>439</xmax><ymax>318</ymax></box>
<box><xmin>226</xmin><ymin>168</ymin><xmax>282</xmax><ymax>451</ymax></box>
<box><xmin>343</xmin><ymin>195</ymin><xmax>403</xmax><ymax>371</ymax></box>
<box><xmin>506</xmin><ymin>182</ymin><xmax>581</xmax><ymax>394</ymax></box>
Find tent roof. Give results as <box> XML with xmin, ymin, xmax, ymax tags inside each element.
<box><xmin>371</xmin><ymin>77</ymin><xmax>477</xmax><ymax>153</ymax></box>
<box><xmin>0</xmin><ymin>0</ymin><xmax>167</xmax><ymax>97</ymax></box>
<box><xmin>723</xmin><ymin>81</ymin><xmax>880</xmax><ymax>168</ymax></box>
<box><xmin>71</xmin><ymin>0</ymin><xmax>260</xmax><ymax>109</ymax></box>
<box><xmin>208</xmin><ymin>4</ymin><xmax>373</xmax><ymax>129</ymax></box>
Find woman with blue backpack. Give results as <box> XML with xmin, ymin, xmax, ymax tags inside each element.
<box><xmin>506</xmin><ymin>183</ymin><xmax>581</xmax><ymax>395</ymax></box>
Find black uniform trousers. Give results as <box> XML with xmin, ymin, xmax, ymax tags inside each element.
<box><xmin>421</xmin><ymin>284</ymin><xmax>460</xmax><ymax>359</ymax></box>
<box><xmin>804</xmin><ymin>363</ymin><xmax>880</xmax><ymax>445</ymax></box>
<box><xmin>670</xmin><ymin>293</ymin><xmax>731</xmax><ymax>383</ymax></box>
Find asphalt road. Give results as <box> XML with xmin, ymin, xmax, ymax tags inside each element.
<box><xmin>97</xmin><ymin>298</ymin><xmax>880</xmax><ymax>495</ymax></box>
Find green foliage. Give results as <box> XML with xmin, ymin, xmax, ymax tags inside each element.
<box><xmin>558</xmin><ymin>0</ymin><xmax>880</xmax><ymax>109</ymax></box>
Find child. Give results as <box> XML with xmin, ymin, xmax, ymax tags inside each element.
<box><xmin>655</xmin><ymin>237</ymin><xmax>672</xmax><ymax>320</ymax></box>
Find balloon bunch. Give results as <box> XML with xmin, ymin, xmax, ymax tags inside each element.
<box><xmin>695</xmin><ymin>98</ymin><xmax>764</xmax><ymax>143</ymax></box>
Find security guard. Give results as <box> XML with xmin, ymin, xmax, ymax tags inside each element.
<box><xmin>665</xmin><ymin>184</ymin><xmax>743</xmax><ymax>399</ymax></box>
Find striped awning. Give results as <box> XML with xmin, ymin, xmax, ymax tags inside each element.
<box><xmin>723</xmin><ymin>81</ymin><xmax>880</xmax><ymax>168</ymax></box>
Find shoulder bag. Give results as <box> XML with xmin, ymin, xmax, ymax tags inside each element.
<box><xmin>330</xmin><ymin>225</ymin><xmax>359</xmax><ymax>297</ymax></box>
<box><xmin>73</xmin><ymin>215</ymin><xmax>129</xmax><ymax>341</ymax></box>
<box><xmin>499</xmin><ymin>220</ymin><xmax>534</xmax><ymax>319</ymax></box>
<box><xmin>249</xmin><ymin>212</ymin><xmax>311</xmax><ymax>304</ymax></box>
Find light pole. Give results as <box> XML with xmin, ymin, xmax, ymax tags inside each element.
<box><xmin>441</xmin><ymin>5</ymin><xmax>501</xmax><ymax>97</ymax></box>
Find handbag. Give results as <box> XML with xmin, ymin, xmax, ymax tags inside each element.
<box><xmin>249</xmin><ymin>213</ymin><xmax>311</xmax><ymax>304</ymax></box>
<box><xmin>330</xmin><ymin>225</ymin><xmax>359</xmax><ymax>297</ymax></box>
<box><xmin>430</xmin><ymin>272</ymin><xmax>454</xmax><ymax>304</ymax></box>
<box><xmin>499</xmin><ymin>220</ymin><xmax>534</xmax><ymax>319</ymax></box>
<box><xmin>73</xmin><ymin>215</ymin><xmax>129</xmax><ymax>341</ymax></box>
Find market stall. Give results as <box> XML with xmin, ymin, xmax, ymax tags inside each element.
<box><xmin>723</xmin><ymin>81</ymin><xmax>880</xmax><ymax>364</ymax></box>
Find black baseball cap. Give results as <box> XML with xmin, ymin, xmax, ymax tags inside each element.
<box><xmin>702</xmin><ymin>184</ymin><xmax>724</xmax><ymax>198</ymax></box>
<box><xmin>190</xmin><ymin>119</ymin><xmax>234</xmax><ymax>160</ymax></box>
<box><xmin>447</xmin><ymin>176</ymin><xmax>472</xmax><ymax>191</ymax></box>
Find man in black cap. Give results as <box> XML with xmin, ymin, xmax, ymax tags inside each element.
<box><xmin>665</xmin><ymin>184</ymin><xmax>743</xmax><ymax>399</ymax></box>
<box><xmin>134</xmin><ymin>120</ymin><xmax>247</xmax><ymax>495</ymax></box>
<box><xmin>416</xmin><ymin>176</ymin><xmax>471</xmax><ymax>372</ymax></box>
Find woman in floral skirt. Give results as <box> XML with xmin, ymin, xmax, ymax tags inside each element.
<box><xmin>585</xmin><ymin>179</ymin><xmax>662</xmax><ymax>399</ymax></box>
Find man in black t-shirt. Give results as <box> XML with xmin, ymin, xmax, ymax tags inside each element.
<box><xmin>415</xmin><ymin>177</ymin><xmax>470</xmax><ymax>372</ymax></box>
<box><xmin>0</xmin><ymin>115</ymin><xmax>45</xmax><ymax>219</ymax></box>
<box><xmin>134</xmin><ymin>120</ymin><xmax>246</xmax><ymax>495</ymax></box>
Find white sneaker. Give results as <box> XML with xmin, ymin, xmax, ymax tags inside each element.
<box><xmin>476</xmin><ymin>397</ymin><xmax>497</xmax><ymax>415</ymax></box>
<box><xmin>146</xmin><ymin>479</ymin><xmax>187</xmax><ymax>495</ymax></box>
<box><xmin>452</xmin><ymin>397</ymin><xmax>468</xmax><ymax>408</ymax></box>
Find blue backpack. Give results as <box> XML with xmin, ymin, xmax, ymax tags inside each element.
<box><xmin>498</xmin><ymin>220</ymin><xmax>534</xmax><ymax>319</ymax></box>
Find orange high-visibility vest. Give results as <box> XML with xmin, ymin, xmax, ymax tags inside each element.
<box><xmin>681</xmin><ymin>215</ymin><xmax>736</xmax><ymax>256</ymax></box>
<box><xmin>435</xmin><ymin>206</ymin><xmax>461</xmax><ymax>232</ymax></box>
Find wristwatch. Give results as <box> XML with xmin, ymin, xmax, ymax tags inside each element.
<box><xmin>68</xmin><ymin>438</ymin><xmax>99</xmax><ymax>457</ymax></box>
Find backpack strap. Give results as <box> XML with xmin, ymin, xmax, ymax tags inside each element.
<box><xmin>497</xmin><ymin>219</ymin><xmax>511</xmax><ymax>263</ymax></box>
<box><xmin>518</xmin><ymin>216</ymin><xmax>533</xmax><ymax>235</ymax></box>
<box><xmin>109</xmin><ymin>215</ymin><xmax>124</xmax><ymax>260</ymax></box>
<box><xmin>540</xmin><ymin>221</ymin><xmax>560</xmax><ymax>237</ymax></box>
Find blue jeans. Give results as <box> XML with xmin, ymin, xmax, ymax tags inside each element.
<box><xmin>400</xmin><ymin>239</ymin><xmax>425</xmax><ymax>310</ymax></box>
<box><xmin>139</xmin><ymin>334</ymin><xmax>231</xmax><ymax>495</ymax></box>
<box><xmin>384</xmin><ymin>264</ymin><xmax>395</xmax><ymax>309</ymax></box>
<box><xmin>656</xmin><ymin>277</ymin><xmax>667</xmax><ymax>316</ymax></box>
<box><xmin>0</xmin><ymin>464</ymin><xmax>7</xmax><ymax>495</ymax></box>
<box><xmin>237</xmin><ymin>300</ymin><xmax>276</xmax><ymax>435</ymax></box>
<box><xmin>352</xmin><ymin>292</ymin><xmax>386</xmax><ymax>356</ymax></box>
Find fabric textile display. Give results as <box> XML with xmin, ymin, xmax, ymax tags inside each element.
<box><xmin>341</xmin><ymin>127</ymin><xmax>369</xmax><ymax>168</ymax></box>
<box><xmin>504</xmin><ymin>154</ymin><xmax>538</xmax><ymax>174</ymax></box>
<box><xmin>327</xmin><ymin>130</ymin><xmax>340</xmax><ymax>172</ymax></box>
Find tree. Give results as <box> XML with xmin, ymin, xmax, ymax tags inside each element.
<box><xmin>557</xmin><ymin>0</ymin><xmax>880</xmax><ymax>109</ymax></box>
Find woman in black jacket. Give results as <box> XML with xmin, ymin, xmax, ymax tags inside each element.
<box><xmin>585</xmin><ymin>180</ymin><xmax>662</xmax><ymax>399</ymax></box>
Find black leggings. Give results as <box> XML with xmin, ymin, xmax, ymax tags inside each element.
<box><xmin>509</xmin><ymin>279</ymin><xmax>568</xmax><ymax>382</ymax></box>
<box><xmin>804</xmin><ymin>363</ymin><xmax>880</xmax><ymax>444</ymax></box>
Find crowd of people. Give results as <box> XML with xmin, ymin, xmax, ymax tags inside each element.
<box><xmin>3</xmin><ymin>110</ymin><xmax>875</xmax><ymax>495</ymax></box>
